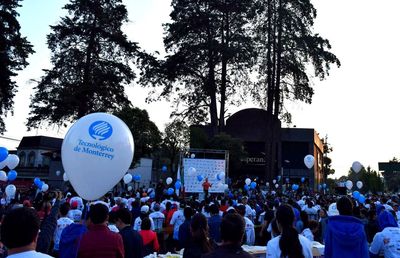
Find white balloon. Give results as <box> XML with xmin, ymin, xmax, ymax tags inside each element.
<box><xmin>188</xmin><ymin>167</ymin><xmax>196</xmax><ymax>176</ymax></box>
<box><xmin>123</xmin><ymin>174</ymin><xmax>132</xmax><ymax>184</ymax></box>
<box><xmin>345</xmin><ymin>180</ymin><xmax>353</xmax><ymax>190</ymax></box>
<box><xmin>272</xmin><ymin>179</ymin><xmax>276</xmax><ymax>184</ymax></box>
<box><xmin>223</xmin><ymin>184</ymin><xmax>229</xmax><ymax>190</ymax></box>
<box><xmin>5</xmin><ymin>154</ymin><xmax>19</xmax><ymax>170</ymax></box>
<box><xmin>0</xmin><ymin>171</ymin><xmax>7</xmax><ymax>181</ymax></box>
<box><xmin>61</xmin><ymin>113</ymin><xmax>134</xmax><ymax>200</ymax></box>
<box><xmin>266</xmin><ymin>182</ymin><xmax>270</xmax><ymax>187</ymax></box>
<box><xmin>190</xmin><ymin>153</ymin><xmax>195</xmax><ymax>159</ymax></box>
<box><xmin>304</xmin><ymin>155</ymin><xmax>315</xmax><ymax>169</ymax></box>
<box><xmin>275</xmin><ymin>183</ymin><xmax>279</xmax><ymax>188</ymax></box>
<box><xmin>356</xmin><ymin>181</ymin><xmax>363</xmax><ymax>189</ymax></box>
<box><xmin>5</xmin><ymin>184</ymin><xmax>16</xmax><ymax>198</ymax></box>
<box><xmin>245</xmin><ymin>178</ymin><xmax>251</xmax><ymax>186</ymax></box>
<box><xmin>63</xmin><ymin>173</ymin><xmax>68</xmax><ymax>182</ymax></box>
<box><xmin>56</xmin><ymin>170</ymin><xmax>61</xmax><ymax>176</ymax></box>
<box><xmin>41</xmin><ymin>184</ymin><xmax>49</xmax><ymax>192</ymax></box>
<box><xmin>166</xmin><ymin>177</ymin><xmax>173</xmax><ymax>185</ymax></box>
<box><xmin>127</xmin><ymin>186</ymin><xmax>133</xmax><ymax>191</ymax></box>
<box><xmin>352</xmin><ymin>161</ymin><xmax>362</xmax><ymax>173</ymax></box>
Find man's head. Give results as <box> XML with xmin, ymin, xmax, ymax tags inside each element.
<box><xmin>1</xmin><ymin>207</ymin><xmax>40</xmax><ymax>250</ymax></box>
<box><xmin>184</xmin><ymin>207</ymin><xmax>193</xmax><ymax>220</ymax></box>
<box><xmin>337</xmin><ymin>196</ymin><xmax>353</xmax><ymax>216</ymax></box>
<box><xmin>205</xmin><ymin>178</ymin><xmax>208</xmax><ymax>182</ymax></box>
<box><xmin>115</xmin><ymin>208</ymin><xmax>132</xmax><ymax>229</ymax></box>
<box><xmin>209</xmin><ymin>204</ymin><xmax>219</xmax><ymax>215</ymax></box>
<box><xmin>89</xmin><ymin>203</ymin><xmax>109</xmax><ymax>225</ymax></box>
<box><xmin>59</xmin><ymin>202</ymin><xmax>70</xmax><ymax>217</ymax></box>
<box><xmin>220</xmin><ymin>213</ymin><xmax>245</xmax><ymax>244</ymax></box>
<box><xmin>235</xmin><ymin>204</ymin><xmax>246</xmax><ymax>216</ymax></box>
<box><xmin>141</xmin><ymin>217</ymin><xmax>152</xmax><ymax>230</ymax></box>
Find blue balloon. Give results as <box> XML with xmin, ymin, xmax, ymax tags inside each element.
<box><xmin>250</xmin><ymin>182</ymin><xmax>257</xmax><ymax>189</ymax></box>
<box><xmin>228</xmin><ymin>192</ymin><xmax>234</xmax><ymax>198</ymax></box>
<box><xmin>358</xmin><ymin>194</ymin><xmax>366</xmax><ymax>204</ymax></box>
<box><xmin>133</xmin><ymin>175</ymin><xmax>141</xmax><ymax>181</ymax></box>
<box><xmin>175</xmin><ymin>180</ymin><xmax>182</xmax><ymax>190</ymax></box>
<box><xmin>244</xmin><ymin>184</ymin><xmax>250</xmax><ymax>191</ymax></box>
<box><xmin>37</xmin><ymin>181</ymin><xmax>44</xmax><ymax>189</ymax></box>
<box><xmin>34</xmin><ymin>177</ymin><xmax>41</xmax><ymax>186</ymax></box>
<box><xmin>7</xmin><ymin>170</ymin><xmax>17</xmax><ymax>181</ymax></box>
<box><xmin>292</xmin><ymin>184</ymin><xmax>299</xmax><ymax>191</ymax></box>
<box><xmin>197</xmin><ymin>175</ymin><xmax>203</xmax><ymax>182</ymax></box>
<box><xmin>301</xmin><ymin>177</ymin><xmax>305</xmax><ymax>183</ymax></box>
<box><xmin>353</xmin><ymin>191</ymin><xmax>360</xmax><ymax>199</ymax></box>
<box><xmin>162</xmin><ymin>165</ymin><xmax>167</xmax><ymax>172</ymax></box>
<box><xmin>0</xmin><ymin>147</ymin><xmax>8</xmax><ymax>162</ymax></box>
<box><xmin>322</xmin><ymin>183</ymin><xmax>327</xmax><ymax>189</ymax></box>
<box><xmin>277</xmin><ymin>176</ymin><xmax>281</xmax><ymax>181</ymax></box>
<box><xmin>167</xmin><ymin>188</ymin><xmax>174</xmax><ymax>195</ymax></box>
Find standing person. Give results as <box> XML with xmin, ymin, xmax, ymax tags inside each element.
<box><xmin>266</xmin><ymin>204</ymin><xmax>313</xmax><ymax>258</ymax></box>
<box><xmin>202</xmin><ymin>178</ymin><xmax>212</xmax><ymax>199</ymax></box>
<box><xmin>133</xmin><ymin>205</ymin><xmax>155</xmax><ymax>231</ymax></box>
<box><xmin>236</xmin><ymin>205</ymin><xmax>255</xmax><ymax>246</ymax></box>
<box><xmin>203</xmin><ymin>213</ymin><xmax>253</xmax><ymax>258</ymax></box>
<box><xmin>139</xmin><ymin>217</ymin><xmax>160</xmax><ymax>256</ymax></box>
<box><xmin>178</xmin><ymin>207</ymin><xmax>193</xmax><ymax>249</ymax></box>
<box><xmin>369</xmin><ymin>210</ymin><xmax>400</xmax><ymax>258</ymax></box>
<box><xmin>67</xmin><ymin>201</ymin><xmax>82</xmax><ymax>223</ymax></box>
<box><xmin>208</xmin><ymin>204</ymin><xmax>222</xmax><ymax>244</ymax></box>
<box><xmin>149</xmin><ymin>203</ymin><xmax>165</xmax><ymax>232</ymax></box>
<box><xmin>78</xmin><ymin>203</ymin><xmax>124</xmax><ymax>258</ymax></box>
<box><xmin>324</xmin><ymin>196</ymin><xmax>369</xmax><ymax>258</ymax></box>
<box><xmin>1</xmin><ymin>207</ymin><xmax>53</xmax><ymax>258</ymax></box>
<box><xmin>183</xmin><ymin>213</ymin><xmax>212</xmax><ymax>258</ymax></box>
<box><xmin>53</xmin><ymin>202</ymin><xmax>74</xmax><ymax>255</ymax></box>
<box><xmin>115</xmin><ymin>208</ymin><xmax>143</xmax><ymax>258</ymax></box>
<box><xmin>170</xmin><ymin>203</ymin><xmax>185</xmax><ymax>249</ymax></box>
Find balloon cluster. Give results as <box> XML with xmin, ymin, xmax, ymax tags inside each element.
<box><xmin>216</xmin><ymin>172</ymin><xmax>225</xmax><ymax>181</ymax></box>
<box><xmin>34</xmin><ymin>177</ymin><xmax>49</xmax><ymax>192</ymax></box>
<box><xmin>352</xmin><ymin>191</ymin><xmax>366</xmax><ymax>203</ymax></box>
<box><xmin>0</xmin><ymin>147</ymin><xmax>20</xmax><ymax>183</ymax></box>
<box><xmin>250</xmin><ymin>181</ymin><xmax>257</xmax><ymax>189</ymax></box>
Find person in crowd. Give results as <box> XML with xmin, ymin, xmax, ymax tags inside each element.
<box><xmin>133</xmin><ymin>205</ymin><xmax>155</xmax><ymax>231</ymax></box>
<box><xmin>1</xmin><ymin>207</ymin><xmax>53</xmax><ymax>258</ymax></box>
<box><xmin>266</xmin><ymin>204</ymin><xmax>313</xmax><ymax>258</ymax></box>
<box><xmin>203</xmin><ymin>213</ymin><xmax>253</xmax><ymax>258</ymax></box>
<box><xmin>324</xmin><ymin>196</ymin><xmax>369</xmax><ymax>258</ymax></box>
<box><xmin>178</xmin><ymin>207</ymin><xmax>193</xmax><ymax>249</ymax></box>
<box><xmin>369</xmin><ymin>210</ymin><xmax>400</xmax><ymax>258</ymax></box>
<box><xmin>170</xmin><ymin>202</ymin><xmax>185</xmax><ymax>249</ymax></box>
<box><xmin>149</xmin><ymin>203</ymin><xmax>165</xmax><ymax>232</ymax></box>
<box><xmin>108</xmin><ymin>211</ymin><xmax>119</xmax><ymax>233</ymax></box>
<box><xmin>130</xmin><ymin>200</ymin><xmax>141</xmax><ymax>223</ymax></box>
<box><xmin>241</xmin><ymin>196</ymin><xmax>256</xmax><ymax>222</ymax></box>
<box><xmin>303</xmin><ymin>199</ymin><xmax>318</xmax><ymax>221</ymax></box>
<box><xmin>78</xmin><ymin>203</ymin><xmax>124</xmax><ymax>258</ymax></box>
<box><xmin>140</xmin><ymin>217</ymin><xmax>160</xmax><ymax>256</ymax></box>
<box><xmin>236</xmin><ymin>205</ymin><xmax>255</xmax><ymax>246</ymax></box>
<box><xmin>202</xmin><ymin>178</ymin><xmax>212</xmax><ymax>199</ymax></box>
<box><xmin>259</xmin><ymin>202</ymin><xmax>275</xmax><ymax>244</ymax></box>
<box><xmin>53</xmin><ymin>202</ymin><xmax>74</xmax><ymax>255</ymax></box>
<box><xmin>183</xmin><ymin>213</ymin><xmax>212</xmax><ymax>258</ymax></box>
<box><xmin>366</xmin><ymin>209</ymin><xmax>380</xmax><ymax>243</ymax></box>
<box><xmin>208</xmin><ymin>204</ymin><xmax>222</xmax><ymax>244</ymax></box>
<box><xmin>115</xmin><ymin>208</ymin><xmax>143</xmax><ymax>258</ymax></box>
<box><xmin>67</xmin><ymin>200</ymin><xmax>82</xmax><ymax>223</ymax></box>
<box><xmin>301</xmin><ymin>220</ymin><xmax>318</xmax><ymax>242</ymax></box>
<box><xmin>317</xmin><ymin>208</ymin><xmax>328</xmax><ymax>243</ymax></box>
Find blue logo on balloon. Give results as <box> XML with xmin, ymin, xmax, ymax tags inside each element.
<box><xmin>89</xmin><ymin>121</ymin><xmax>113</xmax><ymax>141</ymax></box>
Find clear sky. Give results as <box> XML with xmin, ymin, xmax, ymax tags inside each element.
<box><xmin>1</xmin><ymin>0</ymin><xmax>400</xmax><ymax>178</ymax></box>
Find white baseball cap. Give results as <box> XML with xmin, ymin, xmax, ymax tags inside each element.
<box><xmin>141</xmin><ymin>205</ymin><xmax>150</xmax><ymax>213</ymax></box>
<box><xmin>328</xmin><ymin>203</ymin><xmax>339</xmax><ymax>216</ymax></box>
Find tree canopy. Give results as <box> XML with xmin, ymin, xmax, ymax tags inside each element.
<box><xmin>0</xmin><ymin>0</ymin><xmax>34</xmax><ymax>133</ymax></box>
<box><xmin>27</xmin><ymin>0</ymin><xmax>139</xmax><ymax>129</ymax></box>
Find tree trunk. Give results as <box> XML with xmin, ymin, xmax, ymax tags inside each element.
<box><xmin>206</xmin><ymin>23</ymin><xmax>218</xmax><ymax>136</ymax></box>
<box><xmin>219</xmin><ymin>9</ymin><xmax>229</xmax><ymax>132</ymax></box>
<box><xmin>274</xmin><ymin>0</ymin><xmax>283</xmax><ymax>117</ymax></box>
<box><xmin>266</xmin><ymin>0</ymin><xmax>274</xmax><ymax>116</ymax></box>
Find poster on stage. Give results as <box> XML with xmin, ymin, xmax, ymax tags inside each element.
<box><xmin>183</xmin><ymin>158</ymin><xmax>226</xmax><ymax>193</ymax></box>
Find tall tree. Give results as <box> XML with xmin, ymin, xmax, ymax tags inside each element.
<box><xmin>252</xmin><ymin>0</ymin><xmax>340</xmax><ymax>119</ymax></box>
<box><xmin>0</xmin><ymin>0</ymin><xmax>34</xmax><ymax>133</ymax></box>
<box><xmin>139</xmin><ymin>0</ymin><xmax>256</xmax><ymax>134</ymax></box>
<box><xmin>27</xmin><ymin>0</ymin><xmax>138</xmax><ymax>129</ymax></box>
<box><xmin>162</xmin><ymin>119</ymin><xmax>189</xmax><ymax>173</ymax></box>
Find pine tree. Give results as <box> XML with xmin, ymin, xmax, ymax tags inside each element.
<box><xmin>27</xmin><ymin>0</ymin><xmax>138</xmax><ymax>129</ymax></box>
<box><xmin>0</xmin><ymin>0</ymin><xmax>34</xmax><ymax>133</ymax></box>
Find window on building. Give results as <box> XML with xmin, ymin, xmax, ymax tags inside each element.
<box><xmin>18</xmin><ymin>151</ymin><xmax>26</xmax><ymax>167</ymax></box>
<box><xmin>28</xmin><ymin>151</ymin><xmax>36</xmax><ymax>167</ymax></box>
<box><xmin>42</xmin><ymin>155</ymin><xmax>51</xmax><ymax>167</ymax></box>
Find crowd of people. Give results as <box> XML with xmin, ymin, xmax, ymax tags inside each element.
<box><xmin>0</xmin><ymin>179</ymin><xmax>399</xmax><ymax>258</ymax></box>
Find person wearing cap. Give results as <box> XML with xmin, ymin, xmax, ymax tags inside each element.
<box><xmin>133</xmin><ymin>205</ymin><xmax>155</xmax><ymax>231</ymax></box>
<box><xmin>67</xmin><ymin>201</ymin><xmax>82</xmax><ymax>223</ymax></box>
<box><xmin>149</xmin><ymin>203</ymin><xmax>165</xmax><ymax>232</ymax></box>
<box><xmin>170</xmin><ymin>202</ymin><xmax>186</xmax><ymax>248</ymax></box>
<box><xmin>369</xmin><ymin>210</ymin><xmax>400</xmax><ymax>258</ymax></box>
<box><xmin>78</xmin><ymin>203</ymin><xmax>124</xmax><ymax>258</ymax></box>
<box><xmin>324</xmin><ymin>196</ymin><xmax>369</xmax><ymax>258</ymax></box>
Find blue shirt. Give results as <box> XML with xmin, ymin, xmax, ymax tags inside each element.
<box><xmin>208</xmin><ymin>214</ymin><xmax>222</xmax><ymax>243</ymax></box>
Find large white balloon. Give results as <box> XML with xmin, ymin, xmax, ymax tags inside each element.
<box><xmin>63</xmin><ymin>173</ymin><xmax>68</xmax><ymax>182</ymax></box>
<box><xmin>304</xmin><ymin>155</ymin><xmax>315</xmax><ymax>169</ymax></box>
<box><xmin>352</xmin><ymin>161</ymin><xmax>362</xmax><ymax>173</ymax></box>
<box><xmin>245</xmin><ymin>178</ymin><xmax>251</xmax><ymax>186</ymax></box>
<box><xmin>5</xmin><ymin>154</ymin><xmax>19</xmax><ymax>170</ymax></box>
<box><xmin>61</xmin><ymin>113</ymin><xmax>134</xmax><ymax>200</ymax></box>
<box><xmin>166</xmin><ymin>177</ymin><xmax>173</xmax><ymax>185</ymax></box>
<box><xmin>5</xmin><ymin>184</ymin><xmax>16</xmax><ymax>198</ymax></box>
<box><xmin>188</xmin><ymin>167</ymin><xmax>196</xmax><ymax>176</ymax></box>
<box><xmin>356</xmin><ymin>181</ymin><xmax>363</xmax><ymax>189</ymax></box>
<box><xmin>0</xmin><ymin>171</ymin><xmax>7</xmax><ymax>181</ymax></box>
<box><xmin>345</xmin><ymin>180</ymin><xmax>353</xmax><ymax>190</ymax></box>
<box><xmin>41</xmin><ymin>184</ymin><xmax>49</xmax><ymax>192</ymax></box>
<box><xmin>123</xmin><ymin>174</ymin><xmax>133</xmax><ymax>184</ymax></box>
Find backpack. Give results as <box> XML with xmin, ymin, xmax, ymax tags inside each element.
<box><xmin>59</xmin><ymin>223</ymin><xmax>87</xmax><ymax>258</ymax></box>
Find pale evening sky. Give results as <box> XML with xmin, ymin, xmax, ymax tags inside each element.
<box><xmin>1</xmin><ymin>0</ymin><xmax>400</xmax><ymax>178</ymax></box>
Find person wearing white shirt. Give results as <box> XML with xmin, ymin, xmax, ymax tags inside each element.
<box><xmin>133</xmin><ymin>205</ymin><xmax>155</xmax><ymax>231</ymax></box>
<box><xmin>69</xmin><ymin>196</ymin><xmax>84</xmax><ymax>211</ymax></box>
<box><xmin>369</xmin><ymin>210</ymin><xmax>400</xmax><ymax>258</ymax></box>
<box><xmin>53</xmin><ymin>203</ymin><xmax>74</xmax><ymax>252</ymax></box>
<box><xmin>242</xmin><ymin>197</ymin><xmax>256</xmax><ymax>222</ymax></box>
<box><xmin>1</xmin><ymin>207</ymin><xmax>53</xmax><ymax>258</ymax></box>
<box><xmin>67</xmin><ymin>201</ymin><xmax>82</xmax><ymax>222</ymax></box>
<box><xmin>266</xmin><ymin>204</ymin><xmax>313</xmax><ymax>258</ymax></box>
<box><xmin>170</xmin><ymin>204</ymin><xmax>185</xmax><ymax>240</ymax></box>
<box><xmin>149</xmin><ymin>204</ymin><xmax>165</xmax><ymax>232</ymax></box>
<box><xmin>237</xmin><ymin>205</ymin><xmax>255</xmax><ymax>245</ymax></box>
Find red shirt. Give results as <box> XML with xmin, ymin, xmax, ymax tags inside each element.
<box><xmin>202</xmin><ymin>181</ymin><xmax>212</xmax><ymax>190</ymax></box>
<box><xmin>139</xmin><ymin>230</ymin><xmax>160</xmax><ymax>252</ymax></box>
<box><xmin>78</xmin><ymin>224</ymin><xmax>124</xmax><ymax>258</ymax></box>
